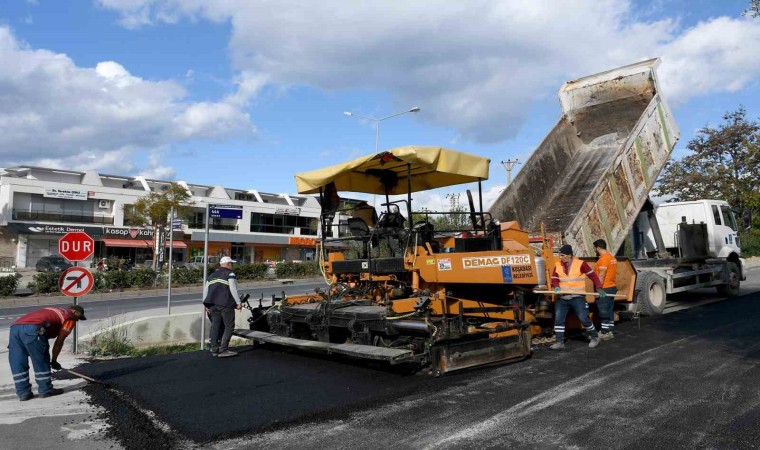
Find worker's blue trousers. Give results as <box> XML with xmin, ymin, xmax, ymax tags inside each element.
<box><xmin>8</xmin><ymin>324</ymin><xmax>53</xmax><ymax>398</ymax></box>
<box><xmin>554</xmin><ymin>296</ymin><xmax>598</xmax><ymax>342</ymax></box>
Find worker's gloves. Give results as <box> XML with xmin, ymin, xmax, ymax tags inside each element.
<box><xmin>554</xmin><ymin>287</ymin><xmax>561</xmax><ymax>294</ymax></box>
<box><xmin>51</xmin><ymin>361</ymin><xmax>62</xmax><ymax>371</ymax></box>
<box><xmin>597</xmin><ymin>289</ymin><xmax>608</xmax><ymax>299</ymax></box>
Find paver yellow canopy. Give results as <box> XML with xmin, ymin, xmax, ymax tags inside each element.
<box><xmin>295</xmin><ymin>145</ymin><xmax>490</xmax><ymax>195</ymax></box>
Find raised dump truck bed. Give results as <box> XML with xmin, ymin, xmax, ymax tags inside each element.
<box><xmin>489</xmin><ymin>58</ymin><xmax>680</xmax><ymax>257</ymax></box>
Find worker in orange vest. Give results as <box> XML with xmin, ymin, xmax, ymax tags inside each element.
<box><xmin>594</xmin><ymin>239</ymin><xmax>618</xmax><ymax>340</ymax></box>
<box><xmin>550</xmin><ymin>244</ymin><xmax>606</xmax><ymax>350</ymax></box>
<box><xmin>8</xmin><ymin>305</ymin><xmax>86</xmax><ymax>401</ymax></box>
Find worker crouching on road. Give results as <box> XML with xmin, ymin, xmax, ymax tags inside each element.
<box><xmin>203</xmin><ymin>256</ymin><xmax>243</xmax><ymax>358</ymax></box>
<box><xmin>550</xmin><ymin>244</ymin><xmax>606</xmax><ymax>350</ymax></box>
<box><xmin>8</xmin><ymin>304</ymin><xmax>86</xmax><ymax>401</ymax></box>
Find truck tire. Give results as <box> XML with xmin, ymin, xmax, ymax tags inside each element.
<box><xmin>717</xmin><ymin>262</ymin><xmax>741</xmax><ymax>298</ymax></box>
<box><xmin>635</xmin><ymin>271</ymin><xmax>667</xmax><ymax>315</ymax></box>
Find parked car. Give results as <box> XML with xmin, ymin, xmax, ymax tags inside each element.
<box><xmin>183</xmin><ymin>255</ymin><xmax>220</xmax><ymax>269</ymax></box>
<box><xmin>35</xmin><ymin>255</ymin><xmax>73</xmax><ymax>273</ymax></box>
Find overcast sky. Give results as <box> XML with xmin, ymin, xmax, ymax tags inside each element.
<box><xmin>1</xmin><ymin>0</ymin><xmax>759</xmax><ymax>210</ymax></box>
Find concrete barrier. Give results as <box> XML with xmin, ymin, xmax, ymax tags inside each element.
<box><xmin>81</xmin><ymin>308</ymin><xmax>253</xmax><ymax>348</ymax></box>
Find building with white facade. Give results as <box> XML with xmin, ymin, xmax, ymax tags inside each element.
<box><xmin>0</xmin><ymin>166</ymin><xmax>322</xmax><ymax>269</ymax></box>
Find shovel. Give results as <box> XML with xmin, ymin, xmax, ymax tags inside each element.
<box><xmin>63</xmin><ymin>368</ymin><xmax>110</xmax><ymax>387</ymax></box>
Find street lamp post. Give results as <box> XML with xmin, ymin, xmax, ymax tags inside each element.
<box><xmin>344</xmin><ymin>106</ymin><xmax>421</xmax><ymax>152</ymax></box>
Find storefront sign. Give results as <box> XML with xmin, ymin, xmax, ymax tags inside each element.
<box><xmin>288</xmin><ymin>237</ymin><xmax>317</xmax><ymax>246</ymax></box>
<box><xmin>103</xmin><ymin>227</ymin><xmax>183</xmax><ymax>240</ymax></box>
<box><xmin>275</xmin><ymin>207</ymin><xmax>301</xmax><ymax>215</ymax></box>
<box><xmin>7</xmin><ymin>223</ymin><xmax>103</xmax><ymax>237</ymax></box>
<box><xmin>104</xmin><ymin>227</ymin><xmax>155</xmax><ymax>239</ymax></box>
<box><xmin>44</xmin><ymin>188</ymin><xmax>88</xmax><ymax>201</ymax></box>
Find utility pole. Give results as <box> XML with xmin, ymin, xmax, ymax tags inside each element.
<box><xmin>500</xmin><ymin>159</ymin><xmax>521</xmax><ymax>185</ymax></box>
<box><xmin>445</xmin><ymin>193</ymin><xmax>460</xmax><ymax>211</ymax></box>
<box><xmin>445</xmin><ymin>193</ymin><xmax>460</xmax><ymax>228</ymax></box>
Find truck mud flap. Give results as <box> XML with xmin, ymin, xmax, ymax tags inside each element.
<box><xmin>233</xmin><ymin>329</ymin><xmax>416</xmax><ymax>363</ymax></box>
<box><xmin>430</xmin><ymin>330</ymin><xmax>532</xmax><ymax>376</ymax></box>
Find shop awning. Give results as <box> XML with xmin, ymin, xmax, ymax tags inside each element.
<box><xmin>148</xmin><ymin>240</ymin><xmax>188</xmax><ymax>249</ymax></box>
<box><xmin>101</xmin><ymin>239</ymin><xmax>151</xmax><ymax>248</ymax></box>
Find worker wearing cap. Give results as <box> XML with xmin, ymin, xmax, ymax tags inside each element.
<box><xmin>550</xmin><ymin>244</ymin><xmax>605</xmax><ymax>350</ymax></box>
<box><xmin>8</xmin><ymin>304</ymin><xmax>86</xmax><ymax>401</ymax></box>
<box><xmin>203</xmin><ymin>256</ymin><xmax>243</xmax><ymax>358</ymax></box>
<box><xmin>593</xmin><ymin>239</ymin><xmax>618</xmax><ymax>340</ymax></box>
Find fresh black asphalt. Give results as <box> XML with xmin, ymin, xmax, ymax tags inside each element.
<box><xmin>66</xmin><ymin>290</ymin><xmax>760</xmax><ymax>449</ymax></box>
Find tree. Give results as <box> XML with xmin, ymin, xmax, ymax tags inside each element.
<box><xmin>123</xmin><ymin>183</ymin><xmax>194</xmax><ymax>270</ymax></box>
<box><xmin>654</xmin><ymin>107</ymin><xmax>760</xmax><ymax>226</ymax></box>
<box><xmin>745</xmin><ymin>0</ymin><xmax>759</xmax><ymax>17</ymax></box>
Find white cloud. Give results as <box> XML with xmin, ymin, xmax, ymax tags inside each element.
<box><xmin>99</xmin><ymin>1</ymin><xmax>760</xmax><ymax>143</ymax></box>
<box><xmin>138</xmin><ymin>149</ymin><xmax>176</xmax><ymax>180</ymax></box>
<box><xmin>0</xmin><ymin>26</ymin><xmax>254</xmax><ymax>173</ymax></box>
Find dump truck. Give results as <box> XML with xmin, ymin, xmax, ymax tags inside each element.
<box><xmin>489</xmin><ymin>58</ymin><xmax>744</xmax><ymax>316</ymax></box>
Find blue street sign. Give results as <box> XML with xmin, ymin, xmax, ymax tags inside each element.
<box><xmin>210</xmin><ymin>205</ymin><xmax>243</xmax><ymax>219</ymax></box>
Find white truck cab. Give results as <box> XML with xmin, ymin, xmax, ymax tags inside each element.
<box><xmin>654</xmin><ymin>200</ymin><xmax>742</xmax><ymax>259</ymax></box>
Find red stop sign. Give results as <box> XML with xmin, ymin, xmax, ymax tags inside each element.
<box><xmin>58</xmin><ymin>232</ymin><xmax>95</xmax><ymax>262</ymax></box>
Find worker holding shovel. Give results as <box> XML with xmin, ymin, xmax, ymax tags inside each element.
<box><xmin>550</xmin><ymin>245</ymin><xmax>605</xmax><ymax>350</ymax></box>
<box><xmin>7</xmin><ymin>304</ymin><xmax>86</xmax><ymax>401</ymax></box>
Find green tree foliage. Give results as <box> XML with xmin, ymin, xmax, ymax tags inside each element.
<box><xmin>412</xmin><ymin>206</ymin><xmax>470</xmax><ymax>231</ymax></box>
<box><xmin>123</xmin><ymin>183</ymin><xmax>193</xmax><ymax>270</ymax></box>
<box><xmin>745</xmin><ymin>0</ymin><xmax>759</xmax><ymax>17</ymax></box>
<box><xmin>655</xmin><ymin>107</ymin><xmax>760</xmax><ymax>225</ymax></box>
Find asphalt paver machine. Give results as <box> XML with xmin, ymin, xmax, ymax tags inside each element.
<box><xmin>236</xmin><ymin>146</ymin><xmax>541</xmax><ymax>375</ymax></box>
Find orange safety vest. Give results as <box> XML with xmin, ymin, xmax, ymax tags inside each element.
<box><xmin>555</xmin><ymin>257</ymin><xmax>586</xmax><ymax>295</ymax></box>
<box><xmin>595</xmin><ymin>252</ymin><xmax>617</xmax><ymax>289</ymax></box>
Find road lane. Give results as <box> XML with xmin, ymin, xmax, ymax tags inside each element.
<box><xmin>0</xmin><ymin>281</ymin><xmax>324</xmax><ymax>328</ymax></box>
<box><xmin>73</xmin><ymin>283</ymin><xmax>760</xmax><ymax>449</ymax></box>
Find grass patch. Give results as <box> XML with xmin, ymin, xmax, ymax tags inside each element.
<box><xmin>87</xmin><ymin>315</ymin><xmax>134</xmax><ymax>357</ymax></box>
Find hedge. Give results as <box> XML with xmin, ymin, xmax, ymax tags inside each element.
<box><xmin>23</xmin><ymin>261</ymin><xmax>322</xmax><ymax>296</ymax></box>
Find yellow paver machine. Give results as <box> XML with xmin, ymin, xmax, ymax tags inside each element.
<box><xmin>236</xmin><ymin>145</ymin><xmax>571</xmax><ymax>376</ymax></box>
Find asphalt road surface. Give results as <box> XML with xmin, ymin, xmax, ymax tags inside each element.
<box><xmin>0</xmin><ymin>281</ymin><xmax>324</xmax><ymax>328</ymax></box>
<box><xmin>70</xmin><ymin>283</ymin><xmax>760</xmax><ymax>450</ymax></box>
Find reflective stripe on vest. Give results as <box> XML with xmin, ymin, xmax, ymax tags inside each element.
<box><xmin>555</xmin><ymin>257</ymin><xmax>586</xmax><ymax>294</ymax></box>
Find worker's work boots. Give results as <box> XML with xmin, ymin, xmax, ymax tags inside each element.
<box><xmin>19</xmin><ymin>392</ymin><xmax>34</xmax><ymax>402</ymax></box>
<box><xmin>39</xmin><ymin>388</ymin><xmax>64</xmax><ymax>398</ymax></box>
<box><xmin>216</xmin><ymin>350</ymin><xmax>238</xmax><ymax>358</ymax></box>
<box><xmin>588</xmin><ymin>337</ymin><xmax>601</xmax><ymax>348</ymax></box>
<box><xmin>549</xmin><ymin>342</ymin><xmax>565</xmax><ymax>350</ymax></box>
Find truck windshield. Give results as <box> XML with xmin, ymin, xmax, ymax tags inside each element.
<box><xmin>721</xmin><ymin>205</ymin><xmax>738</xmax><ymax>231</ymax></box>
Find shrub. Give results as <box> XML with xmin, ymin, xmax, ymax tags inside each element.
<box><xmin>103</xmin><ymin>269</ymin><xmax>131</xmax><ymax>290</ymax></box>
<box><xmin>740</xmin><ymin>230</ymin><xmax>760</xmax><ymax>257</ymax></box>
<box><xmin>275</xmin><ymin>261</ymin><xmax>320</xmax><ymax>278</ymax></box>
<box><xmin>0</xmin><ymin>274</ymin><xmax>20</xmax><ymax>297</ymax></box>
<box><xmin>234</xmin><ymin>263</ymin><xmax>269</xmax><ymax>280</ymax></box>
<box><xmin>92</xmin><ymin>271</ymin><xmax>106</xmax><ymax>292</ymax></box>
<box><xmin>130</xmin><ymin>267</ymin><xmax>157</xmax><ymax>288</ymax></box>
<box><xmin>28</xmin><ymin>272</ymin><xmax>62</xmax><ymax>294</ymax></box>
<box><xmin>172</xmin><ymin>266</ymin><xmax>203</xmax><ymax>285</ymax></box>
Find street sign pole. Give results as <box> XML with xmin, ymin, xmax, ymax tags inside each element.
<box><xmin>167</xmin><ymin>207</ymin><xmax>174</xmax><ymax>316</ymax></box>
<box><xmin>58</xmin><ymin>231</ymin><xmax>95</xmax><ymax>354</ymax></box>
<box><xmin>73</xmin><ymin>261</ymin><xmax>78</xmax><ymax>354</ymax></box>
<box><xmin>201</xmin><ymin>202</ymin><xmax>210</xmax><ymax>350</ymax></box>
